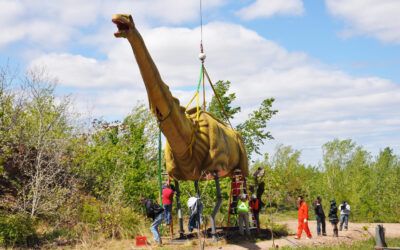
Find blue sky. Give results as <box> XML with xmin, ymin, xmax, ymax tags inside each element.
<box><xmin>1</xmin><ymin>0</ymin><xmax>400</xmax><ymax>165</ymax></box>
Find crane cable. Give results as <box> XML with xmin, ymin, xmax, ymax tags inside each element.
<box><xmin>200</xmin><ymin>0</ymin><xmax>204</xmax><ymax>53</ymax></box>
<box><xmin>186</xmin><ymin>0</ymin><xmax>234</xmax><ymax>129</ymax></box>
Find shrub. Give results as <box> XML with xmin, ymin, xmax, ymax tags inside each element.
<box><xmin>79</xmin><ymin>198</ymin><xmax>102</xmax><ymax>225</ymax></box>
<box><xmin>76</xmin><ymin>197</ymin><xmax>145</xmax><ymax>240</ymax></box>
<box><xmin>0</xmin><ymin>213</ymin><xmax>37</xmax><ymax>247</ymax></box>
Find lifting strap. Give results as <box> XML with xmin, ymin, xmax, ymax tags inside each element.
<box><xmin>185</xmin><ymin>64</ymin><xmax>203</xmax><ymax>121</ymax></box>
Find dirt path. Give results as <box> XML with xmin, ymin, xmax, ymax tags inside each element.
<box><xmin>206</xmin><ymin>220</ymin><xmax>400</xmax><ymax>249</ymax></box>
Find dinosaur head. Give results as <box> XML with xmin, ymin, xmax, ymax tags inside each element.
<box><xmin>112</xmin><ymin>14</ymin><xmax>135</xmax><ymax>38</ymax></box>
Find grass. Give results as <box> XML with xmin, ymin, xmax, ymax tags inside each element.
<box><xmin>280</xmin><ymin>237</ymin><xmax>400</xmax><ymax>250</ymax></box>
<box><xmin>261</xmin><ymin>210</ymin><xmax>298</xmax><ymax>221</ymax></box>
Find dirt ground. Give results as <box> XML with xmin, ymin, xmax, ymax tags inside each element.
<box><xmin>205</xmin><ymin>220</ymin><xmax>400</xmax><ymax>249</ymax></box>
<box><xmin>60</xmin><ymin>220</ymin><xmax>400</xmax><ymax>249</ymax></box>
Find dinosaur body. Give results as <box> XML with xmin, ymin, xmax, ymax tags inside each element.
<box><xmin>112</xmin><ymin>14</ymin><xmax>248</xmax><ymax>180</ymax></box>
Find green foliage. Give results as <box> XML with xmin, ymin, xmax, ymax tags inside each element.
<box><xmin>75</xmin><ymin>104</ymin><xmax>159</xmax><ymax>205</ymax></box>
<box><xmin>80</xmin><ymin>198</ymin><xmax>102</xmax><ymax>224</ymax></box>
<box><xmin>0</xmin><ymin>65</ymin><xmax>21</xmax><ymax>169</ymax></box>
<box><xmin>236</xmin><ymin>98</ymin><xmax>278</xmax><ymax>156</ymax></box>
<box><xmin>0</xmin><ymin>66</ymin><xmax>77</xmax><ymax>218</ymax></box>
<box><xmin>0</xmin><ymin>213</ymin><xmax>37</xmax><ymax>247</ymax></box>
<box><xmin>75</xmin><ymin>197</ymin><xmax>143</xmax><ymax>239</ymax></box>
<box><xmin>207</xmin><ymin>80</ymin><xmax>277</xmax><ymax>158</ymax></box>
<box><xmin>207</xmin><ymin>80</ymin><xmax>241</xmax><ymax>121</ymax></box>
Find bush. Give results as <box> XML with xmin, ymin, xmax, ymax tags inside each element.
<box><xmin>75</xmin><ymin>197</ymin><xmax>144</xmax><ymax>240</ymax></box>
<box><xmin>0</xmin><ymin>213</ymin><xmax>37</xmax><ymax>247</ymax></box>
<box><xmin>101</xmin><ymin>205</ymin><xmax>143</xmax><ymax>239</ymax></box>
<box><xmin>79</xmin><ymin>198</ymin><xmax>102</xmax><ymax>224</ymax></box>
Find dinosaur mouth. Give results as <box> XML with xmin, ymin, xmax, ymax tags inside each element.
<box><xmin>112</xmin><ymin>19</ymin><xmax>129</xmax><ymax>36</ymax></box>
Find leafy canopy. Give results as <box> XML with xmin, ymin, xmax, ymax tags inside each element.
<box><xmin>207</xmin><ymin>80</ymin><xmax>278</xmax><ymax>158</ymax></box>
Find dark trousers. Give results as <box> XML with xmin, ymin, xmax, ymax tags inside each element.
<box><xmin>253</xmin><ymin>211</ymin><xmax>260</xmax><ymax>228</ymax></box>
<box><xmin>230</xmin><ymin>195</ymin><xmax>238</xmax><ymax>214</ymax></box>
<box><xmin>316</xmin><ymin>216</ymin><xmax>326</xmax><ymax>235</ymax></box>
<box><xmin>331</xmin><ymin>222</ymin><xmax>338</xmax><ymax>237</ymax></box>
<box><xmin>163</xmin><ymin>204</ymin><xmax>172</xmax><ymax>225</ymax></box>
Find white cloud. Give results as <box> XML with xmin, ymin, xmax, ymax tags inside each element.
<box><xmin>326</xmin><ymin>0</ymin><xmax>400</xmax><ymax>43</ymax></box>
<box><xmin>0</xmin><ymin>0</ymin><xmax>24</xmax><ymax>47</ymax></box>
<box><xmin>30</xmin><ymin>52</ymin><xmax>141</xmax><ymax>88</ymax></box>
<box><xmin>237</xmin><ymin>0</ymin><xmax>304</xmax><ymax>20</ymax></box>
<box><xmin>0</xmin><ymin>0</ymin><xmax>226</xmax><ymax>49</ymax></box>
<box><xmin>0</xmin><ymin>0</ymin><xmax>98</xmax><ymax>48</ymax></box>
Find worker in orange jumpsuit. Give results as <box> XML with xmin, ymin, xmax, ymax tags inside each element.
<box><xmin>295</xmin><ymin>196</ymin><xmax>312</xmax><ymax>239</ymax></box>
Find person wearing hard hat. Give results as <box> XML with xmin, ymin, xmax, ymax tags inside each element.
<box><xmin>250</xmin><ymin>194</ymin><xmax>260</xmax><ymax>229</ymax></box>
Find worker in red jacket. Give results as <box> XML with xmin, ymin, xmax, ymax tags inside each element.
<box><xmin>250</xmin><ymin>194</ymin><xmax>260</xmax><ymax>229</ymax></box>
<box><xmin>295</xmin><ymin>196</ymin><xmax>312</xmax><ymax>239</ymax></box>
<box><xmin>162</xmin><ymin>183</ymin><xmax>174</xmax><ymax>225</ymax></box>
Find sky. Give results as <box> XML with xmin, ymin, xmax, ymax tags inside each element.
<box><xmin>1</xmin><ymin>0</ymin><xmax>400</xmax><ymax>165</ymax></box>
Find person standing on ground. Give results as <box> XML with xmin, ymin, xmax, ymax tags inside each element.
<box><xmin>162</xmin><ymin>183</ymin><xmax>174</xmax><ymax>225</ymax></box>
<box><xmin>237</xmin><ymin>194</ymin><xmax>251</xmax><ymax>237</ymax></box>
<box><xmin>314</xmin><ymin>196</ymin><xmax>327</xmax><ymax>236</ymax></box>
<box><xmin>187</xmin><ymin>196</ymin><xmax>203</xmax><ymax>232</ymax></box>
<box><xmin>295</xmin><ymin>196</ymin><xmax>312</xmax><ymax>239</ymax></box>
<box><xmin>339</xmin><ymin>201</ymin><xmax>350</xmax><ymax>231</ymax></box>
<box><xmin>250</xmin><ymin>194</ymin><xmax>260</xmax><ymax>229</ymax></box>
<box><xmin>141</xmin><ymin>198</ymin><xmax>164</xmax><ymax>246</ymax></box>
<box><xmin>328</xmin><ymin>199</ymin><xmax>339</xmax><ymax>237</ymax></box>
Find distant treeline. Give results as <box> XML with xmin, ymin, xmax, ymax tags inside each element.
<box><xmin>254</xmin><ymin>140</ymin><xmax>400</xmax><ymax>223</ymax></box>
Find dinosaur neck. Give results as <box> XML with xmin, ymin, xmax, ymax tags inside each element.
<box><xmin>126</xmin><ymin>28</ymin><xmax>193</xmax><ymax>156</ymax></box>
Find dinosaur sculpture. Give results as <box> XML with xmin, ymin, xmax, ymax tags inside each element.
<box><xmin>112</xmin><ymin>14</ymin><xmax>248</xmax><ymax>181</ymax></box>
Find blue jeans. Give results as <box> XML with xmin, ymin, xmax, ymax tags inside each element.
<box><xmin>339</xmin><ymin>214</ymin><xmax>349</xmax><ymax>230</ymax></box>
<box><xmin>151</xmin><ymin>213</ymin><xmax>164</xmax><ymax>243</ymax></box>
<box><xmin>164</xmin><ymin>204</ymin><xmax>172</xmax><ymax>225</ymax></box>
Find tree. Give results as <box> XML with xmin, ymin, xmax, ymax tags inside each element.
<box><xmin>369</xmin><ymin>148</ymin><xmax>400</xmax><ymax>221</ymax></box>
<box><xmin>16</xmin><ymin>68</ymin><xmax>76</xmax><ymax>217</ymax></box>
<box><xmin>236</xmin><ymin>98</ymin><xmax>277</xmax><ymax>156</ymax></box>
<box><xmin>207</xmin><ymin>80</ymin><xmax>278</xmax><ymax>158</ymax></box>
<box><xmin>0</xmin><ymin>65</ymin><xmax>23</xmax><ymax>172</ymax></box>
<box><xmin>207</xmin><ymin>80</ymin><xmax>241</xmax><ymax>121</ymax></box>
<box><xmin>0</xmin><ymin>66</ymin><xmax>77</xmax><ymax>217</ymax></box>
<box><xmin>76</xmin><ymin>103</ymin><xmax>159</xmax><ymax>206</ymax></box>
<box><xmin>321</xmin><ymin>139</ymin><xmax>356</xmax><ymax>202</ymax></box>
